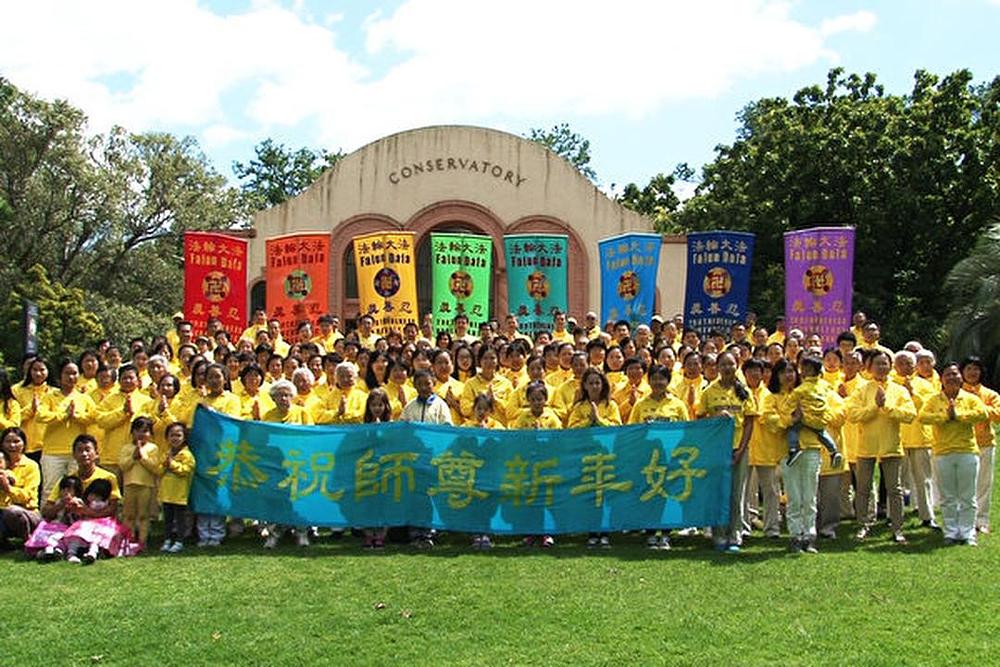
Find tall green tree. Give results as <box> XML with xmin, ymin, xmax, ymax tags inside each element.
<box><xmin>616</xmin><ymin>164</ymin><xmax>694</xmax><ymax>232</ymax></box>
<box><xmin>673</xmin><ymin>68</ymin><xmax>1000</xmax><ymax>347</ymax></box>
<box><xmin>233</xmin><ymin>138</ymin><xmax>344</xmax><ymax>210</ymax></box>
<box><xmin>527</xmin><ymin>123</ymin><xmax>597</xmax><ymax>182</ymax></box>
<box><xmin>943</xmin><ymin>221</ymin><xmax>1000</xmax><ymax>386</ymax></box>
<box><xmin>0</xmin><ymin>78</ymin><xmax>247</xmax><ymax>362</ymax></box>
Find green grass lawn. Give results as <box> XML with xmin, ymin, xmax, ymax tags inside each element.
<box><xmin>6</xmin><ymin>450</ymin><xmax>999</xmax><ymax>666</ymax></box>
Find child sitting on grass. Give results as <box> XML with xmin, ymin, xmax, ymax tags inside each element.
<box><xmin>787</xmin><ymin>356</ymin><xmax>843</xmax><ymax>468</ymax></box>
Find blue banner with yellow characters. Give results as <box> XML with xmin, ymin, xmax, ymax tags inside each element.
<box><xmin>683</xmin><ymin>231</ymin><xmax>755</xmax><ymax>338</ymax></box>
<box><xmin>599</xmin><ymin>232</ymin><xmax>662</xmax><ymax>328</ymax></box>
<box><xmin>189</xmin><ymin>407</ymin><xmax>734</xmax><ymax>534</ymax></box>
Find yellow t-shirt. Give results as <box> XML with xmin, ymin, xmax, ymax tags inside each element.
<box><xmin>37</xmin><ymin>390</ymin><xmax>97</xmax><ymax>457</ymax></box>
<box><xmin>627</xmin><ymin>393</ymin><xmax>688</xmax><ymax>425</ymax></box>
<box><xmin>118</xmin><ymin>442</ymin><xmax>161</xmax><ymax>488</ymax></box>
<box><xmin>0</xmin><ymin>456</ymin><xmax>40</xmax><ymax>510</ymax></box>
<box><xmin>697</xmin><ymin>380</ymin><xmax>758</xmax><ymax>450</ymax></box>
<box><xmin>262</xmin><ymin>405</ymin><xmax>314</xmax><ymax>425</ymax></box>
<box><xmin>510</xmin><ymin>407</ymin><xmax>563</xmax><ymax>430</ymax></box>
<box><xmin>566</xmin><ymin>400</ymin><xmax>622</xmax><ymax>428</ymax></box>
<box><xmin>48</xmin><ymin>465</ymin><xmax>121</xmax><ymax>503</ymax></box>
<box><xmin>96</xmin><ymin>390</ymin><xmax>155</xmax><ymax>465</ymax></box>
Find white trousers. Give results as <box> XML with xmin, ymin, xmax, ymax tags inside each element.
<box><xmin>905</xmin><ymin>447</ymin><xmax>937</xmax><ymax>522</ymax></box>
<box><xmin>976</xmin><ymin>446</ymin><xmax>994</xmax><ymax>529</ymax></box>
<box><xmin>782</xmin><ymin>449</ymin><xmax>821</xmax><ymax>540</ymax></box>
<box><xmin>935</xmin><ymin>453</ymin><xmax>979</xmax><ymax>541</ymax></box>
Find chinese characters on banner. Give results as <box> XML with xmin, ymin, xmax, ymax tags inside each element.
<box><xmin>784</xmin><ymin>227</ymin><xmax>855</xmax><ymax>346</ymax></box>
<box><xmin>599</xmin><ymin>232</ymin><xmax>661</xmax><ymax>328</ymax></box>
<box><xmin>183</xmin><ymin>232</ymin><xmax>248</xmax><ymax>339</ymax></box>
<box><xmin>430</xmin><ymin>233</ymin><xmax>493</xmax><ymax>333</ymax></box>
<box><xmin>352</xmin><ymin>231</ymin><xmax>418</xmax><ymax>336</ymax></box>
<box><xmin>503</xmin><ymin>234</ymin><xmax>568</xmax><ymax>338</ymax></box>
<box><xmin>190</xmin><ymin>406</ymin><xmax>734</xmax><ymax>534</ymax></box>
<box><xmin>683</xmin><ymin>231</ymin><xmax>755</xmax><ymax>338</ymax></box>
<box><xmin>265</xmin><ymin>233</ymin><xmax>330</xmax><ymax>341</ymax></box>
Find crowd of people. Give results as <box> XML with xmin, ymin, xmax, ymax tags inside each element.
<box><xmin>0</xmin><ymin>306</ymin><xmax>996</xmax><ymax>561</ymax></box>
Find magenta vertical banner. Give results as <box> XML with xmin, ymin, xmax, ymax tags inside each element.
<box><xmin>784</xmin><ymin>227</ymin><xmax>855</xmax><ymax>346</ymax></box>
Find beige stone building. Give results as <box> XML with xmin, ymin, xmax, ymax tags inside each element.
<box><xmin>247</xmin><ymin>125</ymin><xmax>687</xmax><ymax>324</ymax></box>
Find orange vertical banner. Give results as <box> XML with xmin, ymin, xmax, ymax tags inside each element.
<box><xmin>183</xmin><ymin>232</ymin><xmax>248</xmax><ymax>339</ymax></box>
<box><xmin>265</xmin><ymin>233</ymin><xmax>331</xmax><ymax>341</ymax></box>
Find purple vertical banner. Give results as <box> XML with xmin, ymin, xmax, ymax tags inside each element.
<box><xmin>784</xmin><ymin>227</ymin><xmax>855</xmax><ymax>346</ymax></box>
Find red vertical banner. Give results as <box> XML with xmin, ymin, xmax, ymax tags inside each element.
<box><xmin>265</xmin><ymin>233</ymin><xmax>331</xmax><ymax>341</ymax></box>
<box><xmin>183</xmin><ymin>232</ymin><xmax>248</xmax><ymax>339</ymax></box>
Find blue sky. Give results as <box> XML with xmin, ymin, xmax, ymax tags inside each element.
<box><xmin>1</xmin><ymin>0</ymin><xmax>997</xmax><ymax>196</ymax></box>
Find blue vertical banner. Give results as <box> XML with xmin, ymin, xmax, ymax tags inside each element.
<box><xmin>504</xmin><ymin>234</ymin><xmax>569</xmax><ymax>338</ymax></box>
<box><xmin>599</xmin><ymin>233</ymin><xmax>662</xmax><ymax>328</ymax></box>
<box><xmin>683</xmin><ymin>231</ymin><xmax>755</xmax><ymax>337</ymax></box>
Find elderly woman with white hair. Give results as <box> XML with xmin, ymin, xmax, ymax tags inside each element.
<box><xmin>317</xmin><ymin>362</ymin><xmax>368</xmax><ymax>424</ymax></box>
<box><xmin>261</xmin><ymin>379</ymin><xmax>314</xmax><ymax>549</ymax></box>
<box><xmin>892</xmin><ymin>350</ymin><xmax>940</xmax><ymax>529</ymax></box>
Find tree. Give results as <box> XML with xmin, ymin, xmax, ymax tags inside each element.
<box><xmin>673</xmin><ymin>68</ymin><xmax>1000</xmax><ymax>347</ymax></box>
<box><xmin>943</xmin><ymin>221</ymin><xmax>1000</xmax><ymax>386</ymax></box>
<box><xmin>0</xmin><ymin>78</ymin><xmax>247</xmax><ymax>362</ymax></box>
<box><xmin>0</xmin><ymin>264</ymin><xmax>104</xmax><ymax>362</ymax></box>
<box><xmin>616</xmin><ymin>164</ymin><xmax>694</xmax><ymax>232</ymax></box>
<box><xmin>233</xmin><ymin>139</ymin><xmax>344</xmax><ymax>210</ymax></box>
<box><xmin>527</xmin><ymin>123</ymin><xmax>597</xmax><ymax>182</ymax></box>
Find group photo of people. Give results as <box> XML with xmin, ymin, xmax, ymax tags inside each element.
<box><xmin>1</xmin><ymin>306</ymin><xmax>996</xmax><ymax>562</ymax></box>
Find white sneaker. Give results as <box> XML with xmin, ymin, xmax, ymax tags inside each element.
<box><xmin>169</xmin><ymin>541</ymin><xmax>184</xmax><ymax>553</ymax></box>
<box><xmin>657</xmin><ymin>535</ymin><xmax>672</xmax><ymax>550</ymax></box>
<box><xmin>646</xmin><ymin>535</ymin><xmax>659</xmax><ymax>549</ymax></box>
<box><xmin>264</xmin><ymin>534</ymin><xmax>279</xmax><ymax>549</ymax></box>
<box><xmin>599</xmin><ymin>536</ymin><xmax>611</xmax><ymax>548</ymax></box>
<box><xmin>67</xmin><ymin>555</ymin><xmax>82</xmax><ymax>564</ymax></box>
<box><xmin>296</xmin><ymin>532</ymin><xmax>310</xmax><ymax>547</ymax></box>
<box><xmin>160</xmin><ymin>541</ymin><xmax>174</xmax><ymax>553</ymax></box>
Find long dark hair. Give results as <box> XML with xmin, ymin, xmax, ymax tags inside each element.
<box><xmin>767</xmin><ymin>358</ymin><xmax>800</xmax><ymax>395</ymax></box>
<box><xmin>0</xmin><ymin>369</ymin><xmax>14</xmax><ymax>416</ymax></box>
<box><xmin>575</xmin><ymin>367</ymin><xmax>610</xmax><ymax>406</ymax></box>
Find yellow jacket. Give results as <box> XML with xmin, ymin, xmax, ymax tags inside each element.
<box><xmin>791</xmin><ymin>376</ymin><xmax>832</xmax><ymax>434</ymax></box>
<box><xmin>962</xmin><ymin>383</ymin><xmax>1000</xmax><ymax>448</ymax></box>
<box><xmin>263</xmin><ymin>405</ymin><xmax>314</xmax><ymax>425</ymax></box>
<box><xmin>158</xmin><ymin>447</ymin><xmax>196</xmax><ymax>505</ymax></box>
<box><xmin>152</xmin><ymin>397</ymin><xmax>187</xmax><ymax>452</ymax></box>
<box><xmin>13</xmin><ymin>384</ymin><xmax>52</xmax><ymax>454</ymax></box>
<box><xmin>385</xmin><ymin>380</ymin><xmax>418</xmax><ymax>420</ymax></box>
<box><xmin>758</xmin><ymin>388</ymin><xmax>794</xmax><ymax>467</ymax></box>
<box><xmin>670</xmin><ymin>376</ymin><xmax>706</xmax><ymax>420</ymax></box>
<box><xmin>510</xmin><ymin>408</ymin><xmax>563</xmax><ymax>430</ymax></box>
<box><xmin>895</xmin><ymin>375</ymin><xmax>936</xmax><ymax>448</ymax></box>
<box><xmin>613</xmin><ymin>380</ymin><xmax>651</xmax><ymax>423</ymax></box>
<box><xmin>194</xmin><ymin>392</ymin><xmax>243</xmax><ymax>421</ymax></box>
<box><xmin>551</xmin><ymin>378</ymin><xmax>581</xmax><ymax>425</ymax></box>
<box><xmin>697</xmin><ymin>380</ymin><xmax>758</xmax><ymax>450</ymax></box>
<box><xmin>819</xmin><ymin>390</ymin><xmax>848</xmax><ymax>475</ymax></box>
<box><xmin>459</xmin><ymin>374</ymin><xmax>513</xmax><ymax>424</ymax></box>
<box><xmin>567</xmin><ymin>400</ymin><xmax>622</xmax><ymax>428</ymax></box>
<box><xmin>240</xmin><ymin>391</ymin><xmax>276</xmax><ymax>422</ymax></box>
<box><xmin>317</xmin><ymin>385</ymin><xmax>367</xmax><ymax>424</ymax></box>
<box><xmin>118</xmin><ymin>441</ymin><xmax>161</xmax><ymax>487</ymax></box>
<box><xmin>840</xmin><ymin>375</ymin><xmax>866</xmax><ymax>463</ymax></box>
<box><xmin>0</xmin><ymin>456</ymin><xmax>40</xmax><ymax>510</ymax></box>
<box><xmin>434</xmin><ymin>377</ymin><xmax>466</xmax><ymax>425</ymax></box>
<box><xmin>627</xmin><ymin>393</ymin><xmax>687</xmax><ymax>425</ymax></box>
<box><xmin>37</xmin><ymin>390</ymin><xmax>97</xmax><ymax>457</ymax></box>
<box><xmin>846</xmin><ymin>379</ymin><xmax>915</xmax><ymax>459</ymax></box>
<box><xmin>505</xmin><ymin>379</ymin><xmax>556</xmax><ymax>424</ymax></box>
<box><xmin>0</xmin><ymin>399</ymin><xmax>22</xmax><ymax>431</ymax></box>
<box><xmin>919</xmin><ymin>390</ymin><xmax>989</xmax><ymax>456</ymax></box>
<box><xmin>96</xmin><ymin>390</ymin><xmax>155</xmax><ymax>465</ymax></box>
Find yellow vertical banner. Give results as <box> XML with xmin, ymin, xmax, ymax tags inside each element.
<box><xmin>352</xmin><ymin>231</ymin><xmax>418</xmax><ymax>335</ymax></box>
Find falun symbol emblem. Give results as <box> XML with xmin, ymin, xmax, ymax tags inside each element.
<box><xmin>803</xmin><ymin>265</ymin><xmax>833</xmax><ymax>296</ymax></box>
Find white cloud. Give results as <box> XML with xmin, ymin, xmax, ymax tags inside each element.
<box><xmin>820</xmin><ymin>10</ymin><xmax>877</xmax><ymax>36</ymax></box>
<box><xmin>0</xmin><ymin>0</ymin><xmax>877</xmax><ymax>153</ymax></box>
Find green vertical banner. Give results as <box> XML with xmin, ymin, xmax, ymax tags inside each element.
<box><xmin>431</xmin><ymin>233</ymin><xmax>493</xmax><ymax>332</ymax></box>
<box><xmin>504</xmin><ymin>234</ymin><xmax>569</xmax><ymax>338</ymax></box>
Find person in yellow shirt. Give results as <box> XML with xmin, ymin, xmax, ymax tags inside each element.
<box><xmin>384</xmin><ymin>359</ymin><xmax>417</xmax><ymax>420</ymax></box>
<box><xmin>670</xmin><ymin>351</ymin><xmax>706</xmax><ymax>420</ymax></box>
<box><xmin>290</xmin><ymin>368</ymin><xmax>324</xmax><ymax>423</ymax></box>
<box><xmin>822</xmin><ymin>348</ymin><xmax>844</xmax><ymax>387</ymax></box>
<box><xmin>614</xmin><ymin>358</ymin><xmax>652</xmax><ymax>423</ymax></box>
<box><xmin>510</xmin><ymin>381</ymin><xmax>562</xmax><ymax>430</ymax></box>
<box><xmin>77</xmin><ymin>350</ymin><xmax>101</xmax><ymax>396</ymax></box>
<box><xmin>567</xmin><ymin>368</ymin><xmax>621</xmax><ymax>548</ymax></box>
<box><xmin>550</xmin><ymin>311</ymin><xmax>574</xmax><ymax>345</ymax></box>
<box><xmin>260</xmin><ymin>379</ymin><xmax>313</xmax><ymax>548</ymax></box>
<box><xmin>37</xmin><ymin>359</ymin><xmax>97</xmax><ymax>500</ymax></box>
<box><xmin>766</xmin><ymin>316</ymin><xmax>786</xmax><ymax>346</ymax></box>
<box><xmin>920</xmin><ymin>362</ymin><xmax>990</xmax><ymax>545</ymax></box>
<box><xmin>238</xmin><ymin>365</ymin><xmax>274</xmax><ymax>422</ymax></box>
<box><xmin>118</xmin><ymin>417</ymin><xmax>160</xmax><ymax>545</ymax></box>
<box><xmin>698</xmin><ymin>351</ymin><xmax>756</xmax><ymax>553</ymax></box>
<box><xmin>459</xmin><ymin>347</ymin><xmax>513</xmax><ymax>425</ymax></box>
<box><xmin>959</xmin><ymin>356</ymin><xmax>1000</xmax><ymax>534</ymax></box>
<box><xmin>846</xmin><ymin>350</ymin><xmax>916</xmax><ymax>543</ymax></box>
<box><xmin>42</xmin><ymin>434</ymin><xmax>121</xmax><ymax>520</ymax></box>
<box><xmin>893</xmin><ymin>351</ymin><xmax>939</xmax><ymax>528</ymax></box>
<box><xmin>355</xmin><ymin>314</ymin><xmax>382</xmax><ymax>350</ymax></box>
<box><xmin>759</xmin><ymin>359</ymin><xmax>798</xmax><ymax>539</ymax></box>
<box><xmin>628</xmin><ymin>364</ymin><xmax>687</xmax><ymax>425</ymax></box>
<box><xmin>0</xmin><ymin>426</ymin><xmax>42</xmax><ymax>543</ymax></box>
<box><xmin>0</xmin><ymin>370</ymin><xmax>23</xmax><ymax>432</ymax></box>
<box><xmin>317</xmin><ymin>362</ymin><xmax>368</xmax><ymax>425</ymax></box>
<box><xmin>239</xmin><ymin>309</ymin><xmax>268</xmax><ymax>344</ymax></box>
<box><xmin>431</xmin><ymin>350</ymin><xmax>464</xmax><ymax>424</ymax></box>
<box><xmin>780</xmin><ymin>355</ymin><xmax>835</xmax><ymax>554</ymax></box>
<box><xmin>545</xmin><ymin>342</ymin><xmax>575</xmax><ymax>388</ymax></box>
<box><xmin>500</xmin><ymin>340</ymin><xmax>530</xmax><ymax>388</ymax></box>
<box><xmin>914</xmin><ymin>349</ymin><xmax>941</xmax><ymax>390</ymax></box>
<box><xmin>311</xmin><ymin>314</ymin><xmax>344</xmax><ymax>352</ymax></box>
<box><xmin>506</xmin><ymin>355</ymin><xmax>555</xmax><ymax>424</ymax></box>
<box><xmin>157</xmin><ymin>422</ymin><xmax>195</xmax><ymax>553</ymax></box>
<box><xmin>551</xmin><ymin>352</ymin><xmax>588</xmax><ymax>425</ymax></box>
<box><xmin>463</xmin><ymin>393</ymin><xmax>505</xmax><ymax>429</ymax></box>
<box><xmin>95</xmin><ymin>365</ymin><xmax>155</xmax><ymax>483</ymax></box>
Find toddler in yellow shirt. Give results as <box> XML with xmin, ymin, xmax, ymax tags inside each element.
<box><xmin>787</xmin><ymin>356</ymin><xmax>842</xmax><ymax>468</ymax></box>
